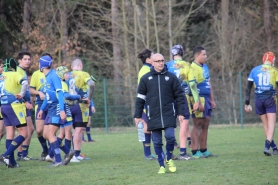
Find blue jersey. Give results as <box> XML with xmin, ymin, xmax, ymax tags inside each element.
<box><xmin>188</xmin><ymin>62</ymin><xmax>211</xmax><ymax>97</ymax></box>
<box><xmin>166</xmin><ymin>59</ymin><xmax>188</xmax><ymax>92</ymax></box>
<box><xmin>248</xmin><ymin>64</ymin><xmax>278</xmax><ymax>99</ymax></box>
<box><xmin>44</xmin><ymin>69</ymin><xmax>64</xmax><ymax>110</ymax></box>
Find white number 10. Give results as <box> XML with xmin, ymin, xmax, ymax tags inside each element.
<box><xmin>257</xmin><ymin>73</ymin><xmax>270</xmax><ymax>86</ymax></box>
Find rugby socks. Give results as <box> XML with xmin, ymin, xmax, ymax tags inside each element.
<box><xmin>143</xmin><ymin>133</ymin><xmax>151</xmax><ymax>156</ymax></box>
<box><xmin>270</xmin><ymin>140</ymin><xmax>277</xmax><ymax>150</ymax></box>
<box><xmin>82</xmin><ymin>134</ymin><xmax>85</xmax><ymax>141</ymax></box>
<box><xmin>4</xmin><ymin>135</ymin><xmax>25</xmax><ymax>157</ymax></box>
<box><xmin>48</xmin><ymin>141</ymin><xmax>54</xmax><ymax>158</ymax></box>
<box><xmin>65</xmin><ymin>139</ymin><xmax>71</xmax><ymax>150</ymax></box>
<box><xmin>22</xmin><ymin>145</ymin><xmax>29</xmax><ymax>157</ymax></box>
<box><xmin>154</xmin><ymin>147</ymin><xmax>165</xmax><ymax>167</ymax></box>
<box><xmin>187</xmin><ymin>137</ymin><xmax>191</xmax><ymax>146</ymax></box>
<box><xmin>50</xmin><ymin>141</ymin><xmax>62</xmax><ymax>163</ymax></box>
<box><xmin>5</xmin><ymin>139</ymin><xmax>16</xmax><ymax>165</ymax></box>
<box><xmin>165</xmin><ymin>143</ymin><xmax>174</xmax><ymax>161</ymax></box>
<box><xmin>38</xmin><ymin>136</ymin><xmax>48</xmax><ymax>153</ymax></box>
<box><xmin>86</xmin><ymin>127</ymin><xmax>92</xmax><ymax>141</ymax></box>
<box><xmin>200</xmin><ymin>148</ymin><xmax>207</xmax><ymax>153</ymax></box>
<box><xmin>17</xmin><ymin>151</ymin><xmax>22</xmax><ymax>158</ymax></box>
<box><xmin>57</xmin><ymin>137</ymin><xmax>70</xmax><ymax>154</ymax></box>
<box><xmin>75</xmin><ymin>150</ymin><xmax>81</xmax><ymax>157</ymax></box>
<box><xmin>180</xmin><ymin>148</ymin><xmax>186</xmax><ymax>156</ymax></box>
<box><xmin>265</xmin><ymin>140</ymin><xmax>271</xmax><ymax>150</ymax></box>
<box><xmin>191</xmin><ymin>150</ymin><xmax>198</xmax><ymax>155</ymax></box>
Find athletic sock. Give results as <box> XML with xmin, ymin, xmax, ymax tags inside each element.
<box><xmin>191</xmin><ymin>150</ymin><xmax>197</xmax><ymax>155</ymax></box>
<box><xmin>48</xmin><ymin>141</ymin><xmax>54</xmax><ymax>158</ymax></box>
<box><xmin>86</xmin><ymin>127</ymin><xmax>92</xmax><ymax>141</ymax></box>
<box><xmin>4</xmin><ymin>135</ymin><xmax>25</xmax><ymax>157</ymax></box>
<box><xmin>200</xmin><ymin>148</ymin><xmax>207</xmax><ymax>153</ymax></box>
<box><xmin>65</xmin><ymin>139</ymin><xmax>71</xmax><ymax>150</ymax></box>
<box><xmin>187</xmin><ymin>137</ymin><xmax>191</xmax><ymax>146</ymax></box>
<box><xmin>265</xmin><ymin>140</ymin><xmax>271</xmax><ymax>150</ymax></box>
<box><xmin>154</xmin><ymin>147</ymin><xmax>165</xmax><ymax>167</ymax></box>
<box><xmin>143</xmin><ymin>133</ymin><xmax>151</xmax><ymax>156</ymax></box>
<box><xmin>82</xmin><ymin>134</ymin><xmax>85</xmax><ymax>141</ymax></box>
<box><xmin>17</xmin><ymin>151</ymin><xmax>22</xmax><ymax>158</ymax></box>
<box><xmin>180</xmin><ymin>148</ymin><xmax>186</xmax><ymax>156</ymax></box>
<box><xmin>50</xmin><ymin>141</ymin><xmax>62</xmax><ymax>163</ymax></box>
<box><xmin>57</xmin><ymin>137</ymin><xmax>70</xmax><ymax>154</ymax></box>
<box><xmin>165</xmin><ymin>142</ymin><xmax>174</xmax><ymax>161</ymax></box>
<box><xmin>270</xmin><ymin>140</ymin><xmax>277</xmax><ymax>150</ymax></box>
<box><xmin>75</xmin><ymin>150</ymin><xmax>81</xmax><ymax>157</ymax></box>
<box><xmin>22</xmin><ymin>145</ymin><xmax>29</xmax><ymax>157</ymax></box>
<box><xmin>38</xmin><ymin>136</ymin><xmax>48</xmax><ymax>153</ymax></box>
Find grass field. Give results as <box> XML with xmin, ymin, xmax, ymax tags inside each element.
<box><xmin>1</xmin><ymin>126</ymin><xmax>278</xmax><ymax>185</ymax></box>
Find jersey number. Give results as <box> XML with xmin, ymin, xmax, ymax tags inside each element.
<box><xmin>257</xmin><ymin>73</ymin><xmax>270</xmax><ymax>86</ymax></box>
<box><xmin>0</xmin><ymin>82</ymin><xmax>4</xmax><ymax>96</ymax></box>
<box><xmin>68</xmin><ymin>79</ymin><xmax>77</xmax><ymax>95</ymax></box>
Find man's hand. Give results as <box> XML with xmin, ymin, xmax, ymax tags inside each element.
<box><xmin>211</xmin><ymin>100</ymin><xmax>216</xmax><ymax>109</ymax></box>
<box><xmin>38</xmin><ymin>92</ymin><xmax>45</xmax><ymax>100</ymax></box>
<box><xmin>25</xmin><ymin>102</ymin><xmax>33</xmax><ymax>110</ymax></box>
<box><xmin>82</xmin><ymin>98</ymin><xmax>90</xmax><ymax>106</ymax></box>
<box><xmin>192</xmin><ymin>102</ymin><xmax>199</xmax><ymax>113</ymax></box>
<box><xmin>178</xmin><ymin>115</ymin><xmax>185</xmax><ymax>122</ymax></box>
<box><xmin>244</xmin><ymin>105</ymin><xmax>252</xmax><ymax>112</ymax></box>
<box><xmin>37</xmin><ymin>110</ymin><xmax>43</xmax><ymax>119</ymax></box>
<box><xmin>91</xmin><ymin>106</ymin><xmax>96</xmax><ymax>113</ymax></box>
<box><xmin>60</xmin><ymin>110</ymin><xmax>66</xmax><ymax>120</ymax></box>
<box><xmin>15</xmin><ymin>94</ymin><xmax>23</xmax><ymax>99</ymax></box>
<box><xmin>134</xmin><ymin>118</ymin><xmax>142</xmax><ymax>127</ymax></box>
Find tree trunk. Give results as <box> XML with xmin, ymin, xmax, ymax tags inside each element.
<box><xmin>145</xmin><ymin>0</ymin><xmax>149</xmax><ymax>48</ymax></box>
<box><xmin>22</xmin><ymin>0</ymin><xmax>31</xmax><ymax>50</ymax></box>
<box><xmin>151</xmin><ymin>0</ymin><xmax>159</xmax><ymax>53</ymax></box>
<box><xmin>168</xmin><ymin>0</ymin><xmax>172</xmax><ymax>59</ymax></box>
<box><xmin>263</xmin><ymin>0</ymin><xmax>273</xmax><ymax>50</ymax></box>
<box><xmin>59</xmin><ymin>0</ymin><xmax>68</xmax><ymax>65</ymax></box>
<box><xmin>133</xmin><ymin>0</ymin><xmax>139</xmax><ymax>73</ymax></box>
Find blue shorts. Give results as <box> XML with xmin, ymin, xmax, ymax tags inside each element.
<box><xmin>2</xmin><ymin>104</ymin><xmax>26</xmax><ymax>127</ymax></box>
<box><xmin>60</xmin><ymin>121</ymin><xmax>73</xmax><ymax>128</ymax></box>
<box><xmin>255</xmin><ymin>97</ymin><xmax>276</xmax><ymax>115</ymax></box>
<box><xmin>35</xmin><ymin>104</ymin><xmax>48</xmax><ymax>120</ymax></box>
<box><xmin>70</xmin><ymin>103</ymin><xmax>89</xmax><ymax>123</ymax></box>
<box><xmin>191</xmin><ymin>97</ymin><xmax>212</xmax><ymax>118</ymax></box>
<box><xmin>45</xmin><ymin>104</ymin><xmax>72</xmax><ymax>125</ymax></box>
<box><xmin>26</xmin><ymin>109</ymin><xmax>32</xmax><ymax>117</ymax></box>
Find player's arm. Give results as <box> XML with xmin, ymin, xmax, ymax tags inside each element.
<box><xmin>86</xmin><ymin>79</ymin><xmax>95</xmax><ymax>100</ymax></box>
<box><xmin>52</xmin><ymin>75</ymin><xmax>65</xmax><ymax>111</ymax></box>
<box><xmin>134</xmin><ymin>78</ymin><xmax>147</xmax><ymax>126</ymax></box>
<box><xmin>189</xmin><ymin>80</ymin><xmax>199</xmax><ymax>103</ymax></box>
<box><xmin>209</xmin><ymin>79</ymin><xmax>216</xmax><ymax>109</ymax></box>
<box><xmin>245</xmin><ymin>81</ymin><xmax>253</xmax><ymax>105</ymax></box>
<box><xmin>64</xmin><ymin>91</ymin><xmax>81</xmax><ymax>100</ymax></box>
<box><xmin>15</xmin><ymin>79</ymin><xmax>28</xmax><ymax>99</ymax></box>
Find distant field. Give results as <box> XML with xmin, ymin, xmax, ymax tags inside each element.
<box><xmin>1</xmin><ymin>126</ymin><xmax>278</xmax><ymax>185</ymax></box>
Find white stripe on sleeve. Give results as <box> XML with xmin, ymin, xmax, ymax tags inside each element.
<box><xmin>137</xmin><ymin>93</ymin><xmax>146</xmax><ymax>100</ymax></box>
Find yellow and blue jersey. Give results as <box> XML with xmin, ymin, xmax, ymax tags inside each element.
<box><xmin>44</xmin><ymin>69</ymin><xmax>63</xmax><ymax>105</ymax></box>
<box><xmin>0</xmin><ymin>71</ymin><xmax>26</xmax><ymax>104</ymax></box>
<box><xmin>188</xmin><ymin>62</ymin><xmax>211</xmax><ymax>97</ymax></box>
<box><xmin>248</xmin><ymin>64</ymin><xmax>278</xmax><ymax>99</ymax></box>
<box><xmin>30</xmin><ymin>70</ymin><xmax>46</xmax><ymax>105</ymax></box>
<box><xmin>167</xmin><ymin>59</ymin><xmax>191</xmax><ymax>94</ymax></box>
<box><xmin>138</xmin><ymin>63</ymin><xmax>152</xmax><ymax>84</ymax></box>
<box><xmin>66</xmin><ymin>70</ymin><xmax>91</xmax><ymax>99</ymax></box>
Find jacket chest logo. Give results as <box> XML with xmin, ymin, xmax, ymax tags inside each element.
<box><xmin>165</xmin><ymin>76</ymin><xmax>169</xmax><ymax>81</ymax></box>
<box><xmin>148</xmin><ymin>76</ymin><xmax>153</xmax><ymax>80</ymax></box>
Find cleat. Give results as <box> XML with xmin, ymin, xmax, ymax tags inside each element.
<box><xmin>47</xmin><ymin>162</ymin><xmax>63</xmax><ymax>168</ymax></box>
<box><xmin>178</xmin><ymin>154</ymin><xmax>193</xmax><ymax>160</ymax></box>
<box><xmin>191</xmin><ymin>151</ymin><xmax>205</xmax><ymax>159</ymax></box>
<box><xmin>144</xmin><ymin>154</ymin><xmax>157</xmax><ymax>160</ymax></box>
<box><xmin>158</xmin><ymin>166</ymin><xmax>166</xmax><ymax>174</ymax></box>
<box><xmin>201</xmin><ymin>150</ymin><xmax>218</xmax><ymax>158</ymax></box>
<box><xmin>0</xmin><ymin>155</ymin><xmax>11</xmax><ymax>168</ymax></box>
<box><xmin>166</xmin><ymin>159</ymin><xmax>176</xmax><ymax>173</ymax></box>
<box><xmin>171</xmin><ymin>154</ymin><xmax>178</xmax><ymax>160</ymax></box>
<box><xmin>70</xmin><ymin>156</ymin><xmax>81</xmax><ymax>162</ymax></box>
<box><xmin>21</xmin><ymin>156</ymin><xmax>38</xmax><ymax>161</ymax></box>
<box><xmin>40</xmin><ymin>152</ymin><xmax>48</xmax><ymax>161</ymax></box>
<box><xmin>10</xmin><ymin>163</ymin><xmax>20</xmax><ymax>168</ymax></box>
<box><xmin>45</xmin><ymin>155</ymin><xmax>55</xmax><ymax>163</ymax></box>
<box><xmin>273</xmin><ymin>149</ymin><xmax>278</xmax><ymax>155</ymax></box>
<box><xmin>87</xmin><ymin>140</ymin><xmax>96</xmax><ymax>142</ymax></box>
<box><xmin>62</xmin><ymin>150</ymin><xmax>75</xmax><ymax>165</ymax></box>
<box><xmin>264</xmin><ymin>148</ymin><xmax>272</xmax><ymax>156</ymax></box>
<box><xmin>174</xmin><ymin>142</ymin><xmax>179</xmax><ymax>149</ymax></box>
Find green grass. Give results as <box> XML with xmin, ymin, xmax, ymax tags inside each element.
<box><xmin>1</xmin><ymin>126</ymin><xmax>278</xmax><ymax>185</ymax></box>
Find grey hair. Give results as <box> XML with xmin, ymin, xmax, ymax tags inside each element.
<box><xmin>71</xmin><ymin>58</ymin><xmax>83</xmax><ymax>68</ymax></box>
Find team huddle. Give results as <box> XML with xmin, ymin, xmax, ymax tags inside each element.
<box><xmin>0</xmin><ymin>51</ymin><xmax>96</xmax><ymax>168</ymax></box>
<box><xmin>134</xmin><ymin>46</ymin><xmax>278</xmax><ymax>174</ymax></box>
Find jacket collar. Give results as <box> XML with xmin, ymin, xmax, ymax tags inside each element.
<box><xmin>150</xmin><ymin>64</ymin><xmax>168</xmax><ymax>75</ymax></box>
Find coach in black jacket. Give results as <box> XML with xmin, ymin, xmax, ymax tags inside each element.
<box><xmin>134</xmin><ymin>53</ymin><xmax>187</xmax><ymax>174</ymax></box>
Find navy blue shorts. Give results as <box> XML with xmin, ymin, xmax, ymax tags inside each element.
<box><xmin>255</xmin><ymin>97</ymin><xmax>276</xmax><ymax>115</ymax></box>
